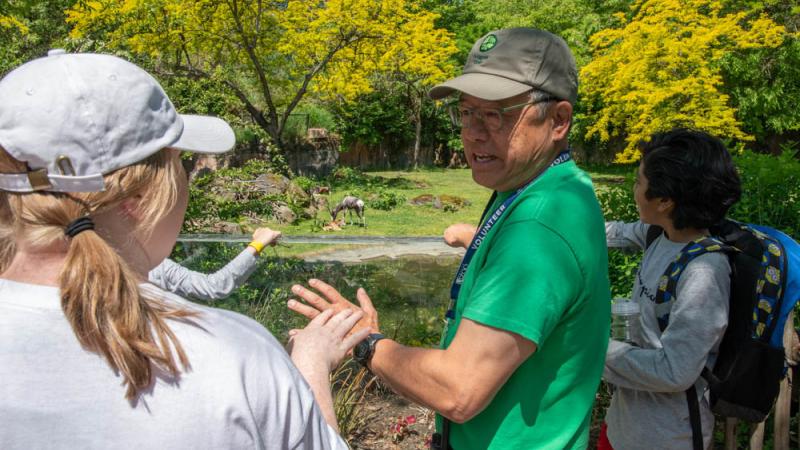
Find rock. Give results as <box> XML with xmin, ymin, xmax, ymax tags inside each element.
<box><xmin>302</xmin><ymin>206</ymin><xmax>318</xmax><ymax>219</ymax></box>
<box><xmin>239</xmin><ymin>217</ymin><xmax>271</xmax><ymax>233</ymax></box>
<box><xmin>254</xmin><ymin>173</ymin><xmax>290</xmax><ymax>196</ymax></box>
<box><xmin>440</xmin><ymin>194</ymin><xmax>471</xmax><ymax>208</ymax></box>
<box><xmin>272</xmin><ymin>203</ymin><xmax>297</xmax><ymax>224</ymax></box>
<box><xmin>217</xmin><ymin>221</ymin><xmax>243</xmax><ymax>234</ymax></box>
<box><xmin>217</xmin><ymin>190</ymin><xmax>237</xmax><ymax>202</ymax></box>
<box><xmin>409</xmin><ymin>194</ymin><xmax>470</xmax><ymax>211</ymax></box>
<box><xmin>312</xmin><ymin>193</ymin><xmax>330</xmax><ymax>211</ymax></box>
<box><xmin>251</xmin><ymin>173</ymin><xmax>309</xmax><ymax>205</ymax></box>
<box><xmin>410</xmin><ymin>194</ymin><xmax>435</xmax><ymax>206</ymax></box>
<box><xmin>285</xmin><ymin>181</ymin><xmax>310</xmax><ymax>203</ymax></box>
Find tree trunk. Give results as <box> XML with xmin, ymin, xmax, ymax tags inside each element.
<box><xmin>413</xmin><ymin>107</ymin><xmax>422</xmax><ymax>170</ymax></box>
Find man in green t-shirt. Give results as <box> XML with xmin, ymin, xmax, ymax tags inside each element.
<box><xmin>288</xmin><ymin>28</ymin><xmax>610</xmax><ymax>449</ymax></box>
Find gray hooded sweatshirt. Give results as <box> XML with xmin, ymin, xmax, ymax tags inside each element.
<box><xmin>604</xmin><ymin>221</ymin><xmax>730</xmax><ymax>450</ymax></box>
<box><xmin>148</xmin><ymin>249</ymin><xmax>259</xmax><ymax>301</ymax></box>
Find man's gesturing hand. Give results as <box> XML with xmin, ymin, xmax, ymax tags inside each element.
<box><xmin>287</xmin><ymin>278</ymin><xmax>380</xmax><ymax>335</ymax></box>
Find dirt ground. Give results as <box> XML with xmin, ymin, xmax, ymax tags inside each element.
<box><xmin>348</xmin><ymin>385</ymin><xmax>609</xmax><ymax>450</ymax></box>
<box><xmin>349</xmin><ymin>390</ymin><xmax>436</xmax><ymax>450</ymax></box>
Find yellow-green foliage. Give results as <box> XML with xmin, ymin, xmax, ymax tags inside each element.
<box><xmin>0</xmin><ymin>14</ymin><xmax>28</xmax><ymax>33</ymax></box>
<box><xmin>580</xmin><ymin>0</ymin><xmax>786</xmax><ymax>162</ymax></box>
<box><xmin>281</xmin><ymin>0</ymin><xmax>457</xmax><ymax>100</ymax></box>
<box><xmin>66</xmin><ymin>0</ymin><xmax>456</xmax><ymax>106</ymax></box>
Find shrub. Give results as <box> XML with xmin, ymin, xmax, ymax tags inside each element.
<box><xmin>283</xmin><ymin>103</ymin><xmax>337</xmax><ymax>142</ymax></box>
<box><xmin>184</xmin><ymin>158</ymin><xmax>295</xmax><ymax>230</ymax></box>
<box><xmin>215</xmin><ymin>158</ymin><xmax>274</xmax><ymax>180</ymax></box>
<box><xmin>326</xmin><ymin>166</ymin><xmax>414</xmax><ymax>192</ymax></box>
<box><xmin>367</xmin><ymin>189</ymin><xmax>406</xmax><ymax>211</ymax></box>
<box><xmin>730</xmin><ymin>147</ymin><xmax>800</xmax><ymax>237</ymax></box>
<box><xmin>595</xmin><ymin>174</ymin><xmax>644</xmax><ymax>297</ymax></box>
<box><xmin>331</xmin><ymin>363</ymin><xmax>376</xmax><ymax>440</ymax></box>
<box><xmin>596</xmin><ymin>184</ymin><xmax>638</xmax><ymax>223</ymax></box>
<box><xmin>329</xmin><ymin>166</ymin><xmax>369</xmax><ymax>186</ymax></box>
<box><xmin>608</xmin><ymin>251</ymin><xmax>642</xmax><ymax>299</ymax></box>
<box><xmin>293</xmin><ymin>176</ymin><xmax>316</xmax><ymax>193</ymax></box>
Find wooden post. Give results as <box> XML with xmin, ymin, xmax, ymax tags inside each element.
<box><xmin>774</xmin><ymin>311</ymin><xmax>795</xmax><ymax>450</ymax></box>
<box><xmin>774</xmin><ymin>370</ymin><xmax>792</xmax><ymax>449</ymax></box>
<box><xmin>724</xmin><ymin>418</ymin><xmax>738</xmax><ymax>450</ymax></box>
<box><xmin>749</xmin><ymin>421</ymin><xmax>765</xmax><ymax>450</ymax></box>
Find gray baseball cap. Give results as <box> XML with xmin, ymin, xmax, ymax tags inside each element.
<box><xmin>0</xmin><ymin>50</ymin><xmax>235</xmax><ymax>193</ymax></box>
<box><xmin>429</xmin><ymin>28</ymin><xmax>578</xmax><ymax>104</ymax></box>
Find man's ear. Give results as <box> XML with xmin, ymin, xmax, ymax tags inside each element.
<box><xmin>550</xmin><ymin>101</ymin><xmax>573</xmax><ymax>140</ymax></box>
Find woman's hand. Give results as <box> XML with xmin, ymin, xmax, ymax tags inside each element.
<box><xmin>286</xmin><ymin>308</ymin><xmax>370</xmax><ymax>431</ymax></box>
<box><xmin>287</xmin><ymin>308</ymin><xmax>370</xmax><ymax>373</ymax></box>
<box><xmin>443</xmin><ymin>223</ymin><xmax>477</xmax><ymax>249</ymax></box>
<box><xmin>287</xmin><ymin>279</ymin><xmax>380</xmax><ymax>335</ymax></box>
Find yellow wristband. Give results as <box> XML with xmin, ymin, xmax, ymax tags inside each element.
<box><xmin>248</xmin><ymin>241</ymin><xmax>265</xmax><ymax>254</ymax></box>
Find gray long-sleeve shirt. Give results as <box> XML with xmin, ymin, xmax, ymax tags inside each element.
<box><xmin>604</xmin><ymin>221</ymin><xmax>730</xmax><ymax>450</ymax></box>
<box><xmin>148</xmin><ymin>249</ymin><xmax>259</xmax><ymax>301</ymax></box>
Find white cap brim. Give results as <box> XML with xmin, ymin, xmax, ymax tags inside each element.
<box><xmin>172</xmin><ymin>114</ymin><xmax>236</xmax><ymax>154</ymax></box>
<box><xmin>428</xmin><ymin>73</ymin><xmax>532</xmax><ymax>101</ymax></box>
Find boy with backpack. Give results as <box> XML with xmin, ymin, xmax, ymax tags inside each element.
<box><xmin>601</xmin><ymin>129</ymin><xmax>742</xmax><ymax>450</ymax></box>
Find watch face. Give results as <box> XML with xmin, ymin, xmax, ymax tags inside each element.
<box><xmin>354</xmin><ymin>339</ymin><xmax>370</xmax><ymax>361</ymax></box>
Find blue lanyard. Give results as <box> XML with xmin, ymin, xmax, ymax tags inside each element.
<box><xmin>445</xmin><ymin>150</ymin><xmax>571</xmax><ymax>320</ymax></box>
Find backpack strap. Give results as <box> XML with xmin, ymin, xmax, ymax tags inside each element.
<box><xmin>654</xmin><ymin>236</ymin><xmax>735</xmax><ymax>332</ymax></box>
<box><xmin>686</xmin><ymin>385</ymin><xmax>704</xmax><ymax>450</ymax></box>
<box><xmin>654</xmin><ymin>236</ymin><xmax>732</xmax><ymax>450</ymax></box>
<box><xmin>746</xmin><ymin>225</ymin><xmax>788</xmax><ymax>343</ymax></box>
<box><xmin>645</xmin><ymin>225</ymin><xmax>663</xmax><ymax>250</ymax></box>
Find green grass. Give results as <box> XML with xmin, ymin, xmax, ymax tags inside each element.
<box><xmin>257</xmin><ymin>165</ymin><xmax>632</xmax><ymax>238</ymax></box>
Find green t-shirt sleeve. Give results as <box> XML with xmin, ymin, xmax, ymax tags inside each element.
<box><xmin>462</xmin><ymin>220</ymin><xmax>583</xmax><ymax>347</ymax></box>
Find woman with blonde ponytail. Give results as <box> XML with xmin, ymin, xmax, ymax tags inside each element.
<box><xmin>0</xmin><ymin>51</ymin><xmax>365</xmax><ymax>449</ymax></box>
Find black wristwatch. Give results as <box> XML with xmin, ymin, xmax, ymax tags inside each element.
<box><xmin>353</xmin><ymin>333</ymin><xmax>386</xmax><ymax>367</ymax></box>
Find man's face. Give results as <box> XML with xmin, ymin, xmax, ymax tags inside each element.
<box><xmin>459</xmin><ymin>92</ymin><xmax>556</xmax><ymax>192</ymax></box>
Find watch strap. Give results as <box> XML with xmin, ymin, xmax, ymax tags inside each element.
<box><xmin>357</xmin><ymin>333</ymin><xmax>386</xmax><ymax>366</ymax></box>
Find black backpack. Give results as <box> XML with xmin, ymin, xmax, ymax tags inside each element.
<box><xmin>646</xmin><ymin>219</ymin><xmax>791</xmax><ymax>450</ymax></box>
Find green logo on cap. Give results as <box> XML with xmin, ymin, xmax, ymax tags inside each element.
<box><xmin>479</xmin><ymin>34</ymin><xmax>497</xmax><ymax>52</ymax></box>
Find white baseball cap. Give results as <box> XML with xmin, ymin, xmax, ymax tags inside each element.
<box><xmin>0</xmin><ymin>50</ymin><xmax>235</xmax><ymax>193</ymax></box>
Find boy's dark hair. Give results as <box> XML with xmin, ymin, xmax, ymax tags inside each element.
<box><xmin>640</xmin><ymin>128</ymin><xmax>741</xmax><ymax>230</ymax></box>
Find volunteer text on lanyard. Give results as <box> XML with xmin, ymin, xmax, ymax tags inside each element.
<box><xmin>445</xmin><ymin>150</ymin><xmax>572</xmax><ymax>321</ymax></box>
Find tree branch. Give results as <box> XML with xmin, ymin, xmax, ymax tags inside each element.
<box><xmin>280</xmin><ymin>31</ymin><xmax>363</xmax><ymax>132</ymax></box>
<box><xmin>224</xmin><ymin>0</ymin><xmax>280</xmax><ymax>136</ymax></box>
<box><xmin>164</xmin><ymin>65</ymin><xmax>272</xmax><ymax>137</ymax></box>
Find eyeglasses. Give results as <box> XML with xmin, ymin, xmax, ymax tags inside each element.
<box><xmin>446</xmin><ymin>96</ymin><xmax>556</xmax><ymax>132</ymax></box>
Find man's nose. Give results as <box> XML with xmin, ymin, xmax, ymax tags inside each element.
<box><xmin>462</xmin><ymin>118</ymin><xmax>489</xmax><ymax>142</ymax></box>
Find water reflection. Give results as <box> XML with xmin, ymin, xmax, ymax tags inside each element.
<box><xmin>171</xmin><ymin>241</ymin><xmax>461</xmax><ymax>347</ymax></box>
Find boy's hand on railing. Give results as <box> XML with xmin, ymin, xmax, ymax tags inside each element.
<box><xmin>443</xmin><ymin>223</ymin><xmax>477</xmax><ymax>249</ymax></box>
<box><xmin>252</xmin><ymin>227</ymin><xmax>282</xmax><ymax>247</ymax></box>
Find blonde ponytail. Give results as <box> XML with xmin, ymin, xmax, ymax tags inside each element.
<box><xmin>0</xmin><ymin>148</ymin><xmax>195</xmax><ymax>400</ymax></box>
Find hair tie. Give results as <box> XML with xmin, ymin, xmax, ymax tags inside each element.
<box><xmin>65</xmin><ymin>216</ymin><xmax>94</xmax><ymax>238</ymax></box>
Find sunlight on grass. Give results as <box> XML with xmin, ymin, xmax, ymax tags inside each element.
<box><xmin>249</xmin><ymin>165</ymin><xmax>632</xmax><ymax>238</ymax></box>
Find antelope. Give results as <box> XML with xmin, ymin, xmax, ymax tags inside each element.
<box><xmin>331</xmin><ymin>195</ymin><xmax>366</xmax><ymax>227</ymax></box>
